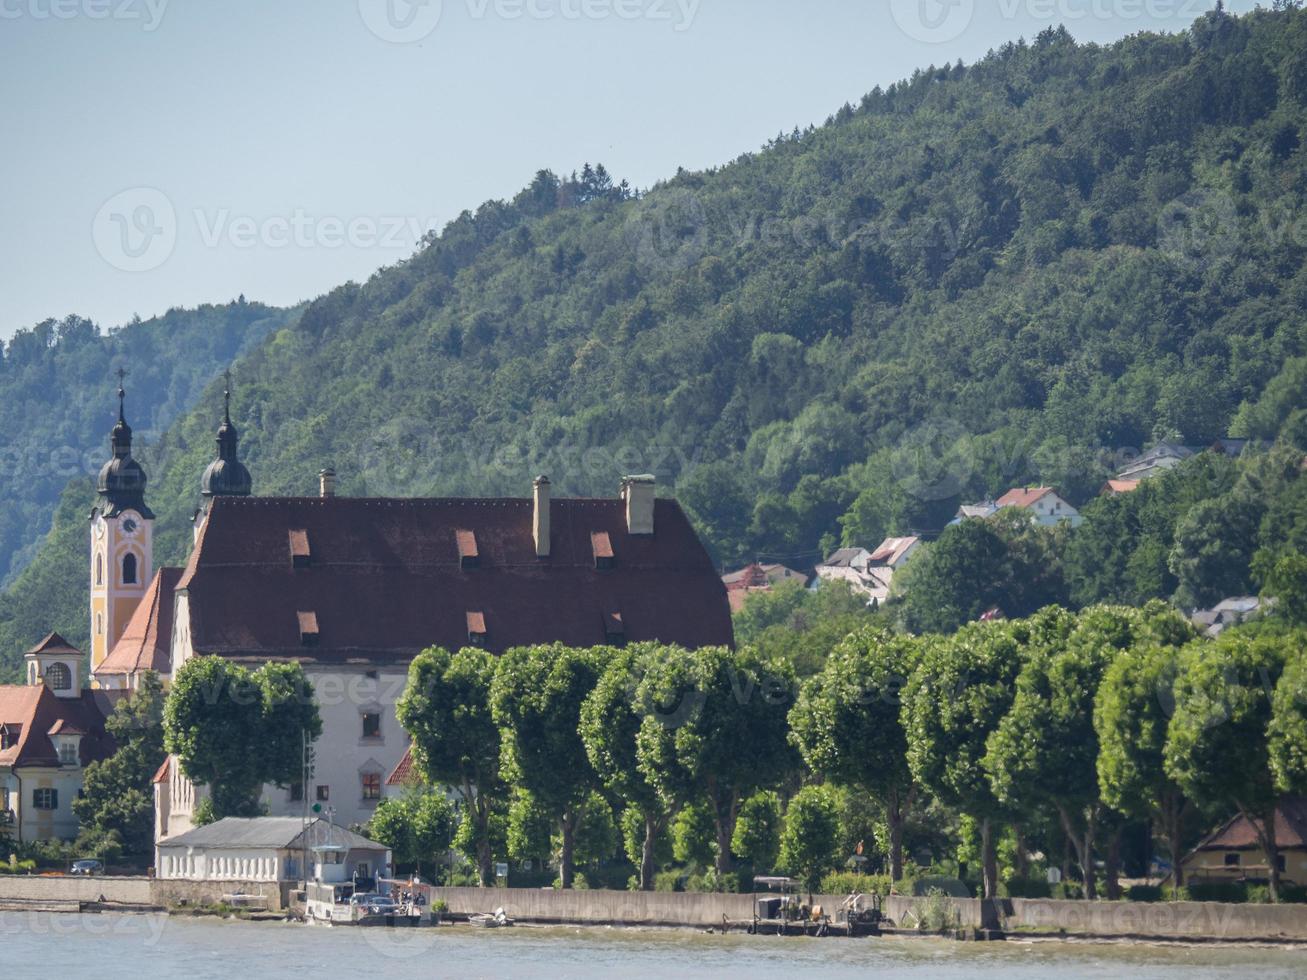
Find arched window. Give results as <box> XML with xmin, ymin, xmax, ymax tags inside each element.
<box><xmin>95</xmin><ymin>554</ymin><xmax>103</xmax><ymax>586</ymax></box>
<box><xmin>96</xmin><ymin>613</ymin><xmax>103</xmax><ymax>636</ymax></box>
<box><xmin>122</xmin><ymin>553</ymin><xmax>137</xmax><ymax>585</ymax></box>
<box><xmin>45</xmin><ymin>662</ymin><xmax>72</xmax><ymax>691</ymax></box>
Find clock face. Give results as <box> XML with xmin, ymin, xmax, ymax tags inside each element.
<box><xmin>121</xmin><ymin>515</ymin><xmax>139</xmax><ymax>536</ymax></box>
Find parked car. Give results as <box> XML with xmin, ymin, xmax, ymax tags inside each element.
<box><xmin>362</xmin><ymin>895</ymin><xmax>400</xmax><ymax>916</ymax></box>
<box><xmin>70</xmin><ymin>859</ymin><xmax>104</xmax><ymax>876</ymax></box>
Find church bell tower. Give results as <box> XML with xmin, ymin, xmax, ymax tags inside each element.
<box><xmin>90</xmin><ymin>370</ymin><xmax>154</xmax><ymax>676</ymax></box>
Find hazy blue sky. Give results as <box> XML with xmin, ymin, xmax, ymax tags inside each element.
<box><xmin>0</xmin><ymin>0</ymin><xmax>1248</xmax><ymax>339</ymax></box>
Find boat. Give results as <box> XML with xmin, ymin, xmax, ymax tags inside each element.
<box><xmin>469</xmin><ymin>907</ymin><xmax>515</xmax><ymax>928</ymax></box>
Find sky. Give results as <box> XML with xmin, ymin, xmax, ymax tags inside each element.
<box><xmin>0</xmin><ymin>0</ymin><xmax>1256</xmax><ymax>340</ymax></box>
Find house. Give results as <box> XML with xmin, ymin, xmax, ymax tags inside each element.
<box><xmin>1190</xmin><ymin>596</ymin><xmax>1266</xmax><ymax>637</ymax></box>
<box><xmin>951</xmin><ymin>500</ymin><xmax>998</xmax><ymax>524</ymax></box>
<box><xmin>995</xmin><ymin>487</ymin><xmax>1083</xmax><ymax>527</ymax></box>
<box><xmin>722</xmin><ymin>562</ymin><xmax>809</xmax><ymax>613</ymax></box>
<box><xmin>1116</xmin><ymin>442</ymin><xmax>1194</xmax><ymax>482</ymax></box>
<box><xmin>1180</xmin><ymin>800</ymin><xmax>1307</xmax><ymax>886</ymax></box>
<box><xmin>0</xmin><ymin>634</ymin><xmax>115</xmax><ymax>843</ymax></box>
<box><xmin>1100</xmin><ymin>479</ymin><xmax>1141</xmax><ymax>497</ymax></box>
<box><xmin>813</xmin><ymin>537</ymin><xmax>920</xmax><ymax>605</ymax></box>
<box><xmin>383</xmin><ymin>747</ymin><xmax>417</xmax><ymax>799</ymax></box>
<box><xmin>155</xmin><ymin>816</ymin><xmax>390</xmax><ymax>908</ymax></box>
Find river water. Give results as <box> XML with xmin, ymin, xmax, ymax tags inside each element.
<box><xmin>2</xmin><ymin>913</ymin><xmax>1304</xmax><ymax>978</ymax></box>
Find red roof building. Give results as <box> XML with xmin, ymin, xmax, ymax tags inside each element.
<box><xmin>96</xmin><ymin>567</ymin><xmax>183</xmax><ymax>689</ymax></box>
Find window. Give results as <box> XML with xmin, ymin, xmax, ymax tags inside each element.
<box><xmin>456</xmin><ymin>530</ymin><xmax>480</xmax><ymax>570</ymax></box>
<box><xmin>361</xmin><ymin>713</ymin><xmax>381</xmax><ymax>739</ymax></box>
<box><xmin>45</xmin><ymin>662</ymin><xmax>72</xmax><ymax>691</ymax></box>
<box><xmin>96</xmin><ymin>613</ymin><xmax>103</xmax><ymax>636</ymax></box>
<box><xmin>1</xmin><ymin>787</ymin><xmax>9</xmax><ymax>812</ymax></box>
<box><xmin>57</xmin><ymin>741</ymin><xmax>78</xmax><ymax>766</ymax></box>
<box><xmin>1224</xmin><ymin>853</ymin><xmax>1241</xmax><ymax>867</ymax></box>
<box><xmin>466</xmin><ymin>611</ymin><xmax>487</xmax><ymax>648</ymax></box>
<box><xmin>591</xmin><ymin>531</ymin><xmax>615</xmax><ymax>570</ymax></box>
<box><xmin>95</xmin><ymin>554</ymin><xmax>103</xmax><ymax>586</ymax></box>
<box><xmin>122</xmin><ymin>553</ymin><xmax>137</xmax><ymax>585</ymax></box>
<box><xmin>362</xmin><ymin>773</ymin><xmax>381</xmax><ymax>801</ymax></box>
<box><xmin>33</xmin><ymin>788</ymin><xmax>57</xmax><ymax>810</ymax></box>
<box><xmin>288</xmin><ymin>529</ymin><xmax>311</xmax><ymax>569</ymax></box>
<box><xmin>0</xmin><ymin>725</ymin><xmax>13</xmax><ymax>751</ymax></box>
<box><xmin>316</xmin><ymin>785</ymin><xmax>330</xmax><ymax>802</ymax></box>
<box><xmin>298</xmin><ymin>611</ymin><xmax>320</xmax><ymax>647</ymax></box>
<box><xmin>289</xmin><ymin>782</ymin><xmax>304</xmax><ymax>803</ymax></box>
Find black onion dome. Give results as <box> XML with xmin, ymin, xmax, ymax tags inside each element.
<box><xmin>97</xmin><ymin>379</ymin><xmax>153</xmax><ymax>517</ymax></box>
<box><xmin>201</xmin><ymin>375</ymin><xmax>252</xmax><ymax>498</ymax></box>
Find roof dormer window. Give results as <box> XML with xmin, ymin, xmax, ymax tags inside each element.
<box><xmin>604</xmin><ymin>609</ymin><xmax>626</xmax><ymax>647</ymax></box>
<box><xmin>0</xmin><ymin>724</ymin><xmax>16</xmax><ymax>751</ymax></box>
<box><xmin>466</xmin><ymin>611</ymin><xmax>487</xmax><ymax>648</ymax></box>
<box><xmin>456</xmin><ymin>530</ymin><xmax>479</xmax><ymax>570</ymax></box>
<box><xmin>298</xmin><ymin>610</ymin><xmax>320</xmax><ymax>647</ymax></box>
<box><xmin>289</xmin><ymin>529</ymin><xmax>311</xmax><ymax>568</ymax></box>
<box><xmin>44</xmin><ymin>662</ymin><xmax>72</xmax><ymax>692</ymax></box>
<box><xmin>591</xmin><ymin>531</ymin><xmax>615</xmax><ymax>570</ymax></box>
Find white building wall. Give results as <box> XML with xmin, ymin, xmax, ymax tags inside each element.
<box><xmin>157</xmin><ymin>845</ymin><xmax>282</xmax><ymax>882</ymax></box>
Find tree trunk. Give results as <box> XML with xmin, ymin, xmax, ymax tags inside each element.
<box><xmin>1057</xmin><ymin>805</ymin><xmax>1097</xmax><ymax>900</ymax></box>
<box><xmin>709</xmin><ymin>784</ymin><xmax>738</xmax><ymax>881</ymax></box>
<box><xmin>980</xmin><ymin>817</ymin><xmax>999</xmax><ymax>900</ymax></box>
<box><xmin>887</xmin><ymin>787</ymin><xmax>905</xmax><ymax>882</ymax></box>
<box><xmin>472</xmin><ymin>791</ymin><xmax>493</xmax><ymax>887</ymax></box>
<box><xmin>1104</xmin><ymin>827</ymin><xmax>1122</xmax><ymax>901</ymax></box>
<box><xmin>1012</xmin><ymin>824</ymin><xmax>1030</xmax><ymax>880</ymax></box>
<box><xmin>1163</xmin><ymin>795</ymin><xmax>1186</xmax><ymax>890</ymax></box>
<box><xmin>476</xmin><ymin>837</ymin><xmax>493</xmax><ymax>888</ymax></box>
<box><xmin>1237</xmin><ymin>800</ymin><xmax>1280</xmax><ymax>903</ymax></box>
<box><xmin>640</xmin><ymin>814</ymin><xmax>658</xmax><ymax>891</ymax></box>
<box><xmin>559</xmin><ymin>809</ymin><xmax>576</xmax><ymax>890</ymax></box>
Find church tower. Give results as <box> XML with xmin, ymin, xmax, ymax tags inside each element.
<box><xmin>90</xmin><ymin>370</ymin><xmax>154</xmax><ymax>676</ymax></box>
<box><xmin>194</xmin><ymin>370</ymin><xmax>252</xmax><ymax>541</ymax></box>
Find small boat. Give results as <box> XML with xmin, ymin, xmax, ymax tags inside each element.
<box><xmin>469</xmin><ymin>907</ymin><xmax>515</xmax><ymax>928</ymax></box>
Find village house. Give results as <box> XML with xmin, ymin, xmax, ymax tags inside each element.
<box><xmin>0</xmin><ymin>634</ymin><xmax>115</xmax><ymax>843</ymax></box>
<box><xmin>721</xmin><ymin>562</ymin><xmax>808</xmax><ymax>613</ymax></box>
<box><xmin>55</xmin><ymin>378</ymin><xmax>733</xmax><ymax>843</ymax></box>
<box><xmin>1115</xmin><ymin>442</ymin><xmax>1194</xmax><ymax>482</ymax></box>
<box><xmin>995</xmin><ymin>486</ymin><xmax>1083</xmax><ymax>528</ymax></box>
<box><xmin>814</xmin><ymin>536</ymin><xmax>920</xmax><ymax>606</ymax></box>
<box><xmin>1100</xmin><ymin>479</ymin><xmax>1141</xmax><ymax>497</ymax></box>
<box><xmin>1180</xmin><ymin>800</ymin><xmax>1307</xmax><ymax>887</ymax></box>
<box><xmin>951</xmin><ymin>500</ymin><xmax>998</xmax><ymax>524</ymax></box>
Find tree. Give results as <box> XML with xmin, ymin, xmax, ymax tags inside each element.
<box><xmin>164</xmin><ymin>657</ymin><xmax>321</xmax><ymax>819</ymax></box>
<box><xmin>1169</xmin><ymin>495</ymin><xmax>1262</xmax><ymax>608</ymax></box>
<box><xmin>731</xmin><ymin>791</ymin><xmax>782</xmax><ymax>872</ymax></box>
<box><xmin>491</xmin><ymin>643</ymin><xmax>603</xmax><ymax>889</ymax></box>
<box><xmin>790</xmin><ymin>627</ymin><xmax>919</xmax><ymax>879</ymax></box>
<box><xmin>635</xmin><ymin>645</ymin><xmax>796</xmax><ymax>879</ymax></box>
<box><xmin>580</xmin><ymin>644</ymin><xmax>679</xmax><ymax>890</ymax></box>
<box><xmin>902</xmin><ymin>622</ymin><xmax>1025</xmax><ymax>898</ymax></box>
<box><xmin>1165</xmin><ymin>631</ymin><xmax>1290</xmax><ymax>901</ymax></box>
<box><xmin>897</xmin><ymin>520</ymin><xmax>1012</xmax><ymax>634</ymax></box>
<box><xmin>1268</xmin><ymin>639</ymin><xmax>1307</xmax><ymax>810</ymax></box>
<box><xmin>397</xmin><ymin>646</ymin><xmax>504</xmax><ymax>885</ymax></box>
<box><xmin>1096</xmin><ymin>628</ymin><xmax>1199</xmax><ymax>887</ymax></box>
<box><xmin>779</xmin><ymin>785</ymin><xmax>841</xmax><ymax>901</ymax></box>
<box><xmin>1261</xmin><ymin>550</ymin><xmax>1307</xmax><ymax>624</ymax></box>
<box><xmin>986</xmin><ymin>606</ymin><xmax>1185</xmax><ymax>899</ymax></box>
<box><xmin>73</xmin><ymin>672</ymin><xmax>166</xmax><ymax>856</ymax></box>
<box><xmin>368</xmin><ymin>789</ymin><xmax>456</xmax><ymax>876</ymax></box>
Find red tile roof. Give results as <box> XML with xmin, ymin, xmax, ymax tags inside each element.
<box><xmin>1101</xmin><ymin>479</ymin><xmax>1141</xmax><ymax>496</ymax></box>
<box><xmin>996</xmin><ymin>487</ymin><xmax>1055</xmax><ymax>509</ymax></box>
<box><xmin>0</xmin><ymin>685</ymin><xmax>114</xmax><ymax>769</ymax></box>
<box><xmin>27</xmin><ymin>632</ymin><xmax>82</xmax><ymax>657</ymax></box>
<box><xmin>152</xmin><ymin>757</ymin><xmax>171</xmax><ymax>785</ymax></box>
<box><xmin>177</xmin><ymin>496</ymin><xmax>732</xmax><ymax>663</ymax></box>
<box><xmin>1197</xmin><ymin>799</ymin><xmax>1307</xmax><ymax>851</ymax></box>
<box><xmin>97</xmin><ymin>567</ymin><xmax>183</xmax><ymax>678</ymax></box>
<box><xmin>385</xmin><ymin>747</ymin><xmax>416</xmax><ymax>786</ymax></box>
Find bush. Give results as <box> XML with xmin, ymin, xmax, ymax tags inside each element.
<box><xmin>1052</xmin><ymin>881</ymin><xmax>1084</xmax><ymax>900</ymax></box>
<box><xmin>654</xmin><ymin>870</ymin><xmax>684</xmax><ymax>892</ymax></box>
<box><xmin>1126</xmin><ymin>884</ymin><xmax>1163</xmax><ymax>903</ymax></box>
<box><xmin>685</xmin><ymin>870</ymin><xmax>742</xmax><ymax>894</ymax></box>
<box><xmin>1245</xmin><ymin>885</ymin><xmax>1271</xmax><ymax>904</ymax></box>
<box><xmin>0</xmin><ymin>859</ymin><xmax>36</xmax><ymax>874</ymax></box>
<box><xmin>912</xmin><ymin>889</ymin><xmax>961</xmax><ymax>934</ymax></box>
<box><xmin>1003</xmin><ymin>878</ymin><xmax>1053</xmax><ymax>899</ymax></box>
<box><xmin>818</xmin><ymin>872</ymin><xmax>894</xmax><ymax>896</ymax></box>
<box><xmin>1186</xmin><ymin>882</ymin><xmax>1248</xmax><ymax>904</ymax></box>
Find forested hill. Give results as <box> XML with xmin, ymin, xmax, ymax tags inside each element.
<box><xmin>4</xmin><ymin>6</ymin><xmax>1307</xmax><ymax>677</ymax></box>
<box><xmin>0</xmin><ymin>300</ymin><xmax>293</xmax><ymax>584</ymax></box>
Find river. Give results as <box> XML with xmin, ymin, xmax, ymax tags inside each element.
<box><xmin>2</xmin><ymin>913</ymin><xmax>1304</xmax><ymax>978</ymax></box>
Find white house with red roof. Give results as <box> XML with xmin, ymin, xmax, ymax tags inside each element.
<box><xmin>995</xmin><ymin>486</ymin><xmax>1083</xmax><ymax>527</ymax></box>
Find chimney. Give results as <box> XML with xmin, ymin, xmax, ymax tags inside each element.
<box><xmin>620</xmin><ymin>475</ymin><xmax>656</xmax><ymax>536</ymax></box>
<box><xmin>319</xmin><ymin>468</ymin><xmax>336</xmax><ymax>498</ymax></box>
<box><xmin>533</xmin><ymin>475</ymin><xmax>551</xmax><ymax>558</ymax></box>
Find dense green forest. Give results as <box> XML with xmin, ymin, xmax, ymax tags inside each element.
<box><xmin>0</xmin><ymin>300</ymin><xmax>292</xmax><ymax>584</ymax></box>
<box><xmin>3</xmin><ymin>6</ymin><xmax>1307</xmax><ymax>678</ymax></box>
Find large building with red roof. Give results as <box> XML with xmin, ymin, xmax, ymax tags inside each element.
<box><xmin>53</xmin><ymin>378</ymin><xmax>734</xmax><ymax>838</ymax></box>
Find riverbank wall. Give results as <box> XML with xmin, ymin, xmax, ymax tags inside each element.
<box><xmin>429</xmin><ymin>886</ymin><xmax>1307</xmax><ymax>942</ymax></box>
